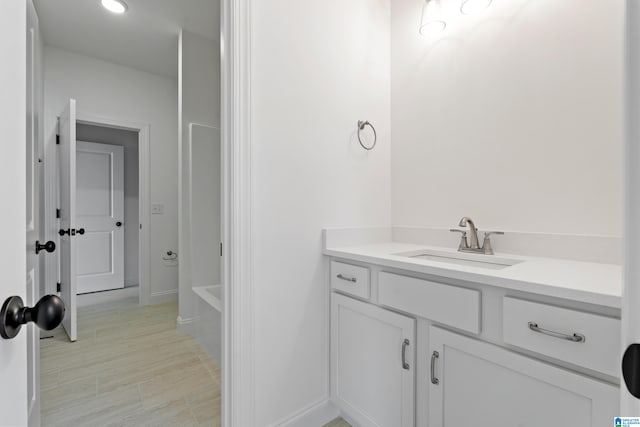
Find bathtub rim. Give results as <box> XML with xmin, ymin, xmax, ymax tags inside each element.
<box><xmin>193</xmin><ymin>284</ymin><xmax>223</xmax><ymax>313</ymax></box>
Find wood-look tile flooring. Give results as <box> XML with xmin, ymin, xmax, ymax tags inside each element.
<box><xmin>40</xmin><ymin>297</ymin><xmax>220</xmax><ymax>427</ymax></box>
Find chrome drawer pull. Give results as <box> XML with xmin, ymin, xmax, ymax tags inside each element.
<box><xmin>527</xmin><ymin>322</ymin><xmax>585</xmax><ymax>343</ymax></box>
<box><xmin>336</xmin><ymin>274</ymin><xmax>357</xmax><ymax>283</ymax></box>
<box><xmin>430</xmin><ymin>351</ymin><xmax>439</xmax><ymax>385</ymax></box>
<box><xmin>402</xmin><ymin>339</ymin><xmax>410</xmax><ymax>370</ymax></box>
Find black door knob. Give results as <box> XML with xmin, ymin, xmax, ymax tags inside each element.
<box><xmin>623</xmin><ymin>344</ymin><xmax>640</xmax><ymax>398</ymax></box>
<box><xmin>35</xmin><ymin>240</ymin><xmax>56</xmax><ymax>254</ymax></box>
<box><xmin>0</xmin><ymin>294</ymin><xmax>65</xmax><ymax>339</ymax></box>
<box><xmin>116</xmin><ymin>221</ymin><xmax>122</xmax><ymax>227</ymax></box>
<box><xmin>59</xmin><ymin>228</ymin><xmax>84</xmax><ymax>236</ymax></box>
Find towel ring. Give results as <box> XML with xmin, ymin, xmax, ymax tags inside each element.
<box><xmin>357</xmin><ymin>120</ymin><xmax>377</xmax><ymax>151</ymax></box>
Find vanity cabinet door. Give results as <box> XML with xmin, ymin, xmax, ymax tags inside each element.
<box><xmin>331</xmin><ymin>292</ymin><xmax>415</xmax><ymax>427</ymax></box>
<box><xmin>428</xmin><ymin>326</ymin><xmax>618</xmax><ymax>427</ymax></box>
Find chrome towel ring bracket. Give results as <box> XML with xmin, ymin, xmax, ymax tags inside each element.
<box><xmin>357</xmin><ymin>120</ymin><xmax>377</xmax><ymax>151</ymax></box>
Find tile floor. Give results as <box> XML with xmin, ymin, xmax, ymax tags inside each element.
<box><xmin>40</xmin><ymin>297</ymin><xmax>220</xmax><ymax>427</ymax></box>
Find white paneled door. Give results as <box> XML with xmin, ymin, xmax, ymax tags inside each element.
<box><xmin>0</xmin><ymin>2</ymin><xmax>41</xmax><ymax>424</ymax></box>
<box><xmin>76</xmin><ymin>141</ymin><xmax>125</xmax><ymax>294</ymax></box>
<box><xmin>58</xmin><ymin>99</ymin><xmax>78</xmax><ymax>342</ymax></box>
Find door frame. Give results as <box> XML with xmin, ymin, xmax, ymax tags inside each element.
<box><xmin>623</xmin><ymin>0</ymin><xmax>639</xmax><ymax>414</ymax></box>
<box><xmin>45</xmin><ymin>112</ymin><xmax>151</xmax><ymax>305</ymax></box>
<box><xmin>221</xmin><ymin>0</ymin><xmax>254</xmax><ymax>424</ymax></box>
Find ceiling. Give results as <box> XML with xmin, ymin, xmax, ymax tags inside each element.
<box><xmin>34</xmin><ymin>0</ymin><xmax>220</xmax><ymax>78</ymax></box>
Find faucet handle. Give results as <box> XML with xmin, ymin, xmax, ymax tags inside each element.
<box><xmin>482</xmin><ymin>231</ymin><xmax>504</xmax><ymax>255</ymax></box>
<box><xmin>450</xmin><ymin>229</ymin><xmax>468</xmax><ymax>250</ymax></box>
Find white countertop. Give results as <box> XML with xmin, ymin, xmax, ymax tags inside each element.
<box><xmin>324</xmin><ymin>242</ymin><xmax>622</xmax><ymax>309</ymax></box>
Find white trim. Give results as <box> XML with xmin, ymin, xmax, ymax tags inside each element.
<box><xmin>221</xmin><ymin>0</ymin><xmax>254</xmax><ymax>425</ymax></box>
<box><xmin>623</xmin><ymin>0</ymin><xmax>640</xmax><ymax>413</ymax></box>
<box><xmin>176</xmin><ymin>315</ymin><xmax>196</xmax><ymax>324</ymax></box>
<box><xmin>269</xmin><ymin>398</ymin><xmax>339</xmax><ymax>427</ymax></box>
<box><xmin>176</xmin><ymin>315</ymin><xmax>197</xmax><ymax>335</ymax></box>
<box><xmin>149</xmin><ymin>288</ymin><xmax>178</xmax><ymax>304</ymax></box>
<box><xmin>48</xmin><ymin>112</ymin><xmax>152</xmax><ymax>306</ymax></box>
<box><xmin>76</xmin><ymin>286</ymin><xmax>138</xmax><ymax>307</ymax></box>
<box><xmin>44</xmin><ymin>116</ymin><xmax>59</xmax><ymax>300</ymax></box>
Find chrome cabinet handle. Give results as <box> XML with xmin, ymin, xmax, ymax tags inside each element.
<box><xmin>430</xmin><ymin>351</ymin><xmax>439</xmax><ymax>385</ymax></box>
<box><xmin>527</xmin><ymin>322</ymin><xmax>585</xmax><ymax>343</ymax></box>
<box><xmin>402</xmin><ymin>339</ymin><xmax>410</xmax><ymax>370</ymax></box>
<box><xmin>336</xmin><ymin>274</ymin><xmax>357</xmax><ymax>283</ymax></box>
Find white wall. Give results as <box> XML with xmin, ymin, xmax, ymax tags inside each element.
<box><xmin>43</xmin><ymin>47</ymin><xmax>179</xmax><ymax>302</ymax></box>
<box><xmin>76</xmin><ymin>123</ymin><xmax>139</xmax><ymax>288</ymax></box>
<box><xmin>390</xmin><ymin>0</ymin><xmax>624</xmax><ymax>236</ymax></box>
<box><xmin>249</xmin><ymin>0</ymin><xmax>391</xmax><ymax>423</ymax></box>
<box><xmin>178</xmin><ymin>30</ymin><xmax>221</xmax><ymax>325</ymax></box>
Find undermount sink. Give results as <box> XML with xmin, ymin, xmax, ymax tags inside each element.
<box><xmin>394</xmin><ymin>249</ymin><xmax>523</xmax><ymax>270</ymax></box>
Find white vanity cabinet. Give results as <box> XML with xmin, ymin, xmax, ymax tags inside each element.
<box><xmin>331</xmin><ymin>292</ymin><xmax>416</xmax><ymax>427</ymax></box>
<box><xmin>327</xmin><ymin>258</ymin><xmax>620</xmax><ymax>427</ymax></box>
<box><xmin>428</xmin><ymin>326</ymin><xmax>618</xmax><ymax>427</ymax></box>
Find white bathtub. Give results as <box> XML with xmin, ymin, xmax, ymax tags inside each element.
<box><xmin>193</xmin><ymin>285</ymin><xmax>222</xmax><ymax>365</ymax></box>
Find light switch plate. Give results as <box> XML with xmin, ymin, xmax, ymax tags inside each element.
<box><xmin>152</xmin><ymin>203</ymin><xmax>164</xmax><ymax>215</ymax></box>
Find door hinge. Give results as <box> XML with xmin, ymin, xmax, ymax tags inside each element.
<box><xmin>56</xmin><ymin>208</ymin><xmax>60</xmax><ymax>219</ymax></box>
<box><xmin>56</xmin><ymin>134</ymin><xmax>60</xmax><ymax>145</ymax></box>
<box><xmin>56</xmin><ymin>282</ymin><xmax>61</xmax><ymax>293</ymax></box>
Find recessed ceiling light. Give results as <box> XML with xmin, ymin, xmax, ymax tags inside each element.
<box><xmin>101</xmin><ymin>0</ymin><xmax>128</xmax><ymax>14</ymax></box>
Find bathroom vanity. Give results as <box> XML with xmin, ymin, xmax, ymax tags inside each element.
<box><xmin>324</xmin><ymin>228</ymin><xmax>621</xmax><ymax>427</ymax></box>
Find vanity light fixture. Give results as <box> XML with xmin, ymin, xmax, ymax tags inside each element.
<box><xmin>101</xmin><ymin>0</ymin><xmax>128</xmax><ymax>14</ymax></box>
<box><xmin>419</xmin><ymin>0</ymin><xmax>446</xmax><ymax>37</ymax></box>
<box><xmin>460</xmin><ymin>0</ymin><xmax>492</xmax><ymax>15</ymax></box>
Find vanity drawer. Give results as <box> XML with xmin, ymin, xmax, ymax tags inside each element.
<box><xmin>503</xmin><ymin>297</ymin><xmax>620</xmax><ymax>377</ymax></box>
<box><xmin>330</xmin><ymin>261</ymin><xmax>370</xmax><ymax>299</ymax></box>
<box><xmin>378</xmin><ymin>272</ymin><xmax>481</xmax><ymax>334</ymax></box>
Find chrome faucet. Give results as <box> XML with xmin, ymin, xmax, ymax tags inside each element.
<box><xmin>450</xmin><ymin>216</ymin><xmax>504</xmax><ymax>255</ymax></box>
<box><xmin>459</xmin><ymin>216</ymin><xmax>480</xmax><ymax>249</ymax></box>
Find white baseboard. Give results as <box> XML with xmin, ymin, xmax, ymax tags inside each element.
<box><xmin>77</xmin><ymin>286</ymin><xmax>139</xmax><ymax>307</ymax></box>
<box><xmin>176</xmin><ymin>315</ymin><xmax>196</xmax><ymax>335</ymax></box>
<box><xmin>149</xmin><ymin>289</ymin><xmax>178</xmax><ymax>305</ymax></box>
<box><xmin>272</xmin><ymin>398</ymin><xmax>340</xmax><ymax>427</ymax></box>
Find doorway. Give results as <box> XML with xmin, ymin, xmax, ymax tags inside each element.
<box><xmin>51</xmin><ymin>109</ymin><xmax>153</xmax><ymax>342</ymax></box>
<box><xmin>75</xmin><ymin>123</ymin><xmax>139</xmax><ymax>297</ymax></box>
<box><xmin>0</xmin><ymin>0</ymin><xmax>228</xmax><ymax>425</ymax></box>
